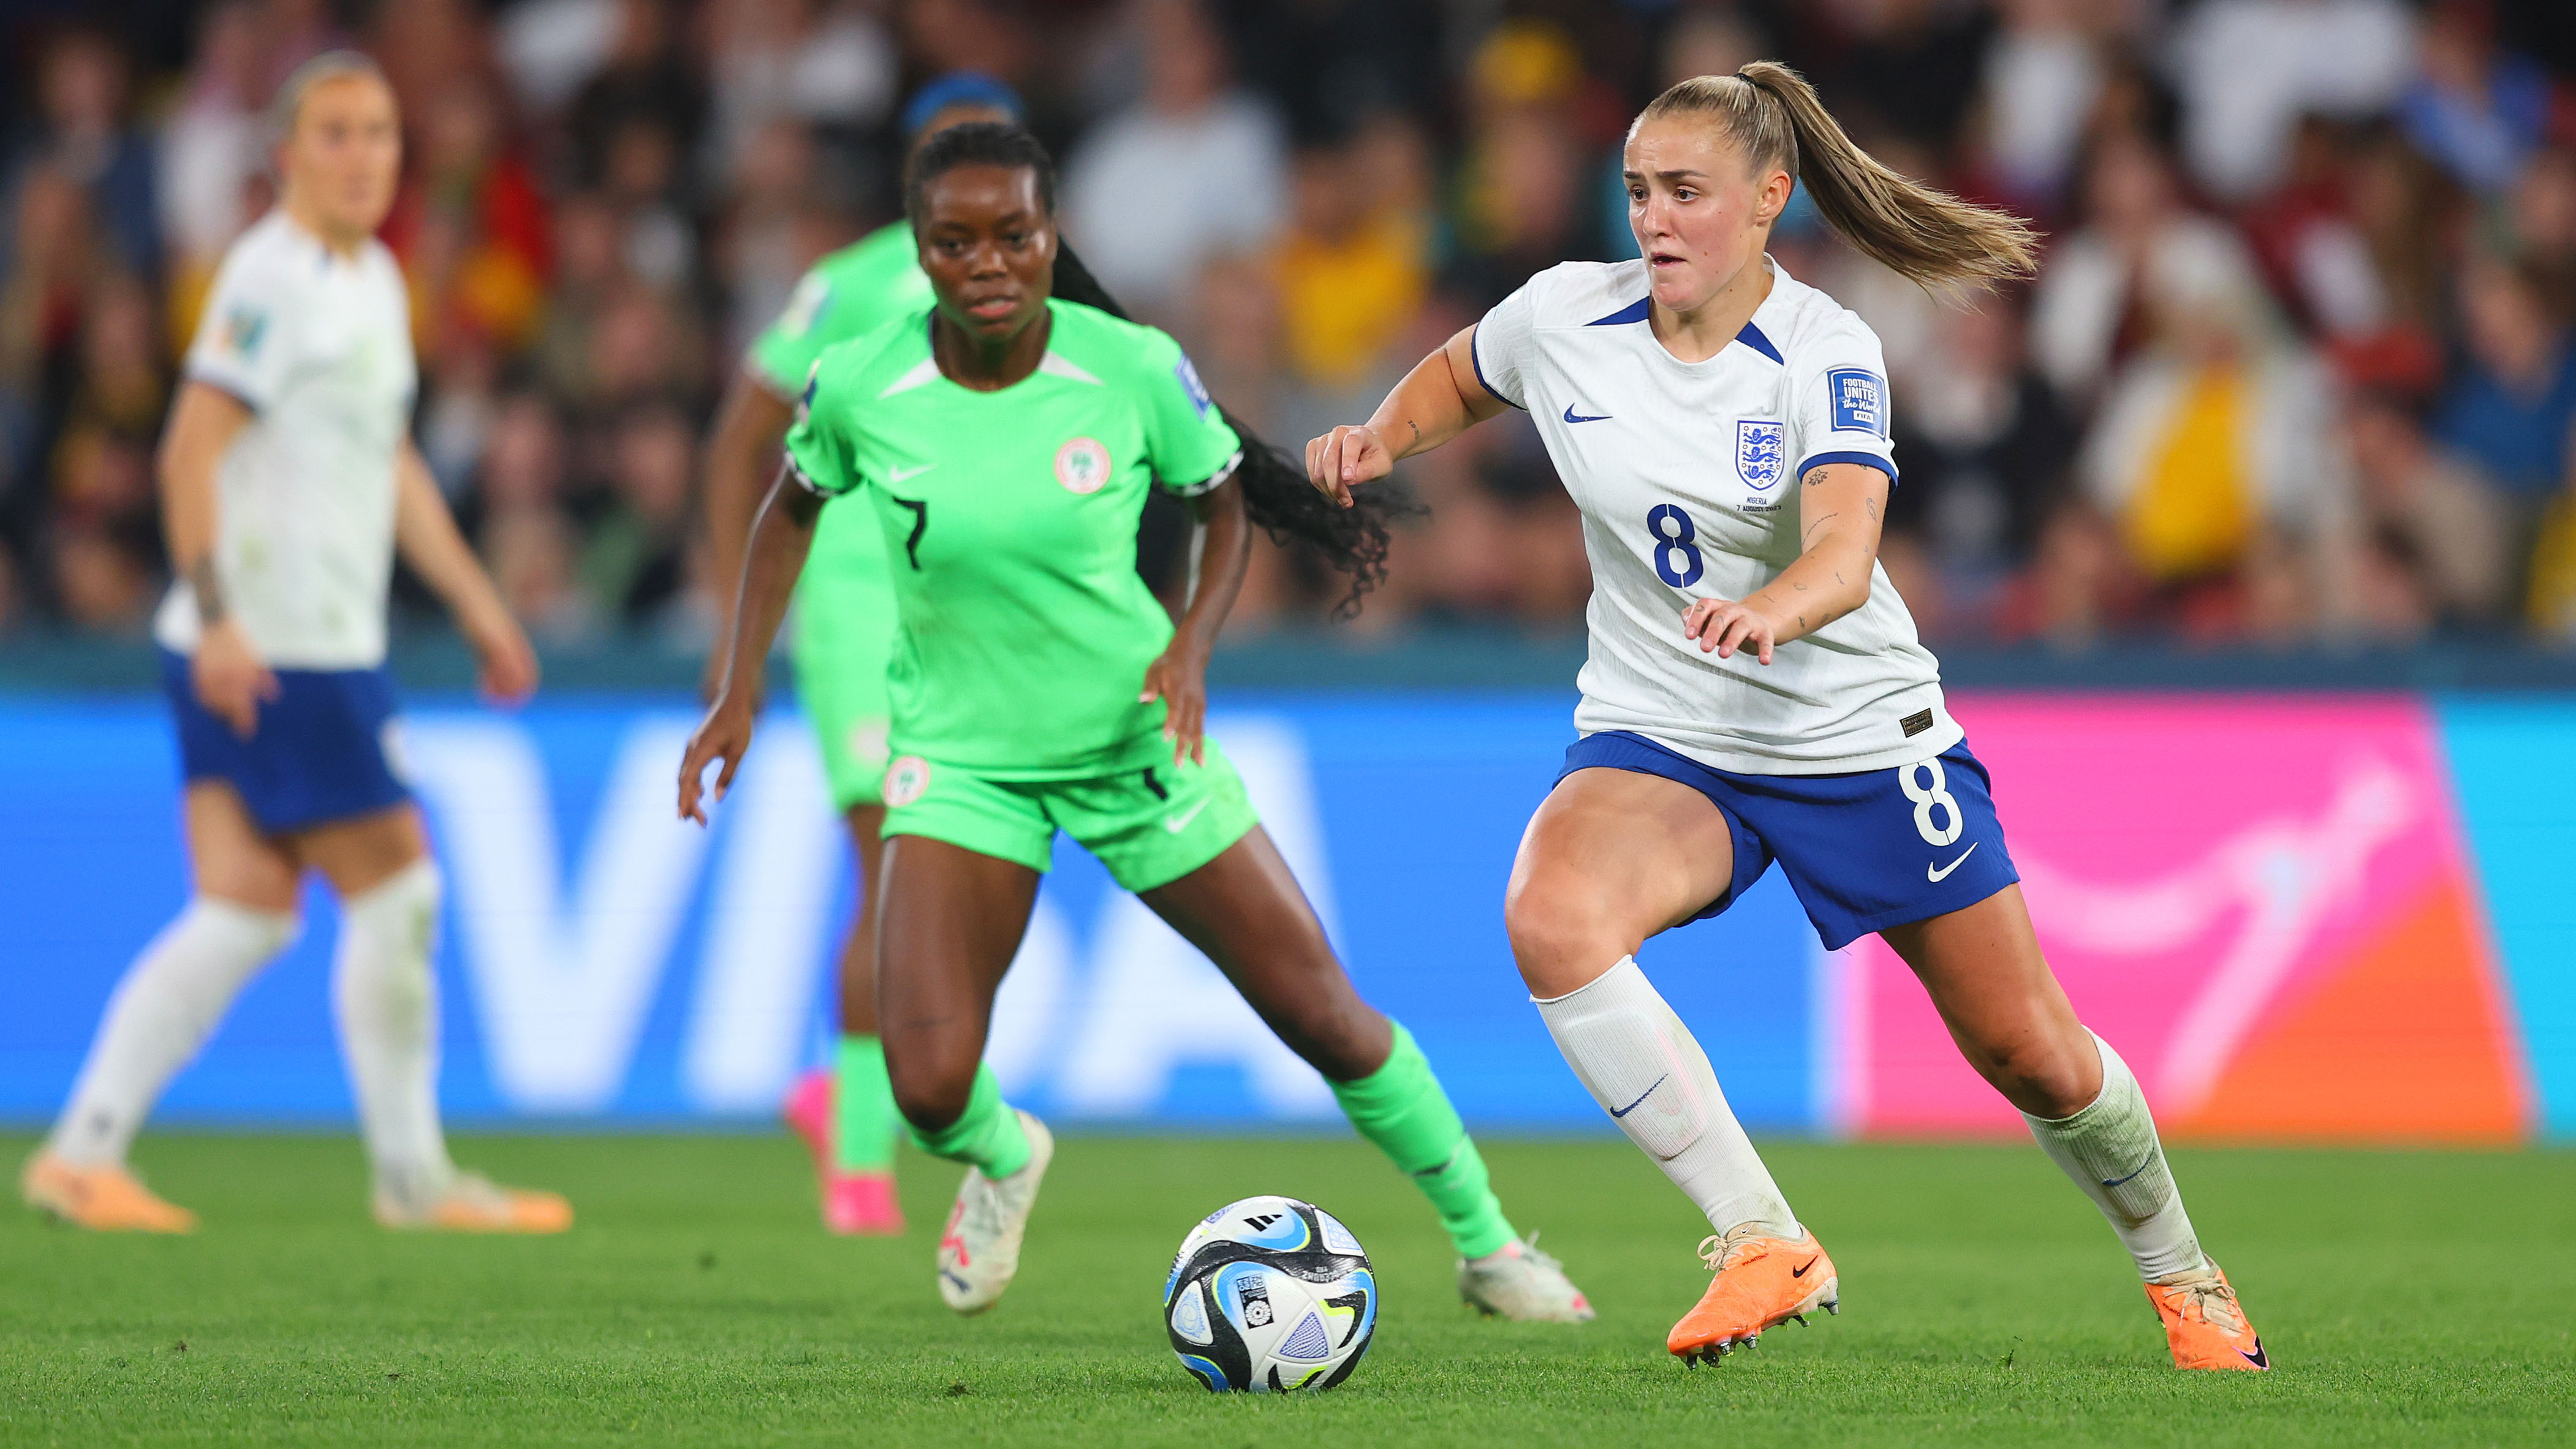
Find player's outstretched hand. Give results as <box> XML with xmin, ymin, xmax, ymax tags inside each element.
<box><xmin>463</xmin><ymin>605</ymin><xmax>540</xmax><ymax>706</ymax></box>
<box><xmin>1302</xmin><ymin>424</ymin><xmax>1392</xmax><ymax>509</ymax></box>
<box><xmin>678</xmin><ymin>697</ymin><xmax>755</xmax><ymax>826</ymax></box>
<box><xmin>193</xmin><ymin>618</ymin><xmax>278</xmax><ymax>740</ymax></box>
<box><xmin>1140</xmin><ymin>643</ymin><xmax>1209</xmax><ymax>766</ymax></box>
<box><xmin>1683</xmin><ymin>596</ymin><xmax>1778</xmax><ymax>665</ymax></box>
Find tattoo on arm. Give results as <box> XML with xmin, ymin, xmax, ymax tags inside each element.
<box><xmin>1407</xmin><ymin>420</ymin><xmax>1420</xmax><ymax>445</ymax></box>
<box><xmin>1863</xmin><ymin>496</ymin><xmax>1881</xmax><ymax>524</ymax></box>
<box><xmin>1801</xmin><ymin>468</ymin><xmax>1828</xmax><ymax>488</ymax></box>
<box><xmin>188</xmin><ymin>557</ymin><xmax>226</xmax><ymax>624</ymax></box>
<box><xmin>1801</xmin><ymin>511</ymin><xmax>1840</xmax><ymax>545</ymax></box>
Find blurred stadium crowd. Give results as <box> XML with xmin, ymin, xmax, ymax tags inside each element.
<box><xmin>7</xmin><ymin>0</ymin><xmax>2576</xmax><ymax>651</ymax></box>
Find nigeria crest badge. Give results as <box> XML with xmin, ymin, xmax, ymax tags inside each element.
<box><xmin>1736</xmin><ymin>420</ymin><xmax>1786</xmax><ymax>491</ymax></box>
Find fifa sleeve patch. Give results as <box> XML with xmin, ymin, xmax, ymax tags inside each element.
<box><xmin>223</xmin><ymin>305</ymin><xmax>269</xmax><ymax>360</ymax></box>
<box><xmin>1174</xmin><ymin>352</ymin><xmax>1215</xmax><ymax>418</ymax></box>
<box><xmin>1826</xmin><ymin>367</ymin><xmax>1886</xmax><ymax>436</ymax></box>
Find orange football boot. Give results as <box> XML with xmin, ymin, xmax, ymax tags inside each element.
<box><xmin>374</xmin><ymin>1171</ymin><xmax>572</xmax><ymax>1234</ymax></box>
<box><xmin>1667</xmin><ymin>1224</ymin><xmax>1838</xmax><ymax>1364</ymax></box>
<box><xmin>20</xmin><ymin>1151</ymin><xmax>196</xmax><ymax>1233</ymax></box>
<box><xmin>2146</xmin><ymin>1262</ymin><xmax>2269</xmax><ymax>1371</ymax></box>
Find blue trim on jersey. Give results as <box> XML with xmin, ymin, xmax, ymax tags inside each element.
<box><xmin>161</xmin><ymin>649</ymin><xmax>409</xmax><ymax>833</ymax></box>
<box><xmin>1558</xmin><ymin>731</ymin><xmax>2018</xmax><ymax>951</ymax></box>
<box><xmin>1734</xmin><ymin>322</ymin><xmax>1784</xmax><ymax>365</ymax></box>
<box><xmin>1795</xmin><ymin>450</ymin><xmax>1900</xmax><ymax>486</ymax></box>
<box><xmin>1468</xmin><ymin>330</ymin><xmax>1525</xmax><ymax>410</ymax></box>
<box><xmin>1586</xmin><ymin>297</ymin><xmax>1651</xmax><ymax>326</ymax></box>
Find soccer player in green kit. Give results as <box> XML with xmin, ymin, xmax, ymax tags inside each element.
<box><xmin>680</xmin><ymin>122</ymin><xmax>1593</xmax><ymax>1322</ymax></box>
<box><xmin>703</xmin><ymin>75</ymin><xmax>1025</xmax><ymax>1238</ymax></box>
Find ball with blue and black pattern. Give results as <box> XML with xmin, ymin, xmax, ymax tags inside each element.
<box><xmin>1164</xmin><ymin>1195</ymin><xmax>1375</xmax><ymax>1393</ymax></box>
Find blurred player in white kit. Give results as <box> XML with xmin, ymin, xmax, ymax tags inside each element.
<box><xmin>21</xmin><ymin>53</ymin><xmax>567</xmax><ymax>1235</ymax></box>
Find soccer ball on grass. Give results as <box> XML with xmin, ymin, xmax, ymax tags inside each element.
<box><xmin>1163</xmin><ymin>1195</ymin><xmax>1376</xmax><ymax>1393</ymax></box>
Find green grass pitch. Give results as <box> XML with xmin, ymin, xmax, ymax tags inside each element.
<box><xmin>2</xmin><ymin>1132</ymin><xmax>2568</xmax><ymax>1447</ymax></box>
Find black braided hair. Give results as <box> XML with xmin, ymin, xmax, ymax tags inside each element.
<box><xmin>906</xmin><ymin>122</ymin><xmax>1411</xmax><ymax>616</ymax></box>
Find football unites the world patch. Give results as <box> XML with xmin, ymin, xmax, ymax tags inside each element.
<box><xmin>1736</xmin><ymin>419</ymin><xmax>1787</xmax><ymax>490</ymax></box>
<box><xmin>1827</xmin><ymin>366</ymin><xmax>1887</xmax><ymax>436</ymax></box>
<box><xmin>1055</xmin><ymin>436</ymin><xmax>1112</xmax><ymax>494</ymax></box>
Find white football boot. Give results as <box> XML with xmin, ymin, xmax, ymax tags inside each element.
<box><xmin>1459</xmin><ymin>1233</ymin><xmax>1596</xmax><ymax>1322</ymax></box>
<box><xmin>934</xmin><ymin>1111</ymin><xmax>1055</xmax><ymax>1314</ymax></box>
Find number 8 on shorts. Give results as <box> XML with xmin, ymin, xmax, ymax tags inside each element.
<box><xmin>1900</xmin><ymin>758</ymin><xmax>1962</xmax><ymax>847</ymax></box>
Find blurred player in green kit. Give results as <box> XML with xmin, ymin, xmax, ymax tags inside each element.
<box><xmin>702</xmin><ymin>75</ymin><xmax>1025</xmax><ymax>1236</ymax></box>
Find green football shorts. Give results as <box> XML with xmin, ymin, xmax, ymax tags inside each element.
<box><xmin>879</xmin><ymin>736</ymin><xmax>1260</xmax><ymax>893</ymax></box>
<box><xmin>789</xmin><ymin>509</ymin><xmax>898</xmax><ymax>811</ymax></box>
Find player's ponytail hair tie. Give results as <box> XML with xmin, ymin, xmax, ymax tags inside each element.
<box><xmin>1638</xmin><ymin>62</ymin><xmax>2039</xmax><ymax>291</ymax></box>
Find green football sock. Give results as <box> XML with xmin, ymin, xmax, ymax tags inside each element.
<box><xmin>906</xmin><ymin>1062</ymin><xmax>1031</xmax><ymax>1180</ymax></box>
<box><xmin>1328</xmin><ymin>1021</ymin><xmax>1518</xmax><ymax>1259</ymax></box>
<box><xmin>833</xmin><ymin>1034</ymin><xmax>898</xmax><ymax>1174</ymax></box>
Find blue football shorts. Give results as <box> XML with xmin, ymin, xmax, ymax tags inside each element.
<box><xmin>1557</xmin><ymin>730</ymin><xmax>2021</xmax><ymax>951</ymax></box>
<box><xmin>160</xmin><ymin>648</ymin><xmax>412</xmax><ymax>835</ymax></box>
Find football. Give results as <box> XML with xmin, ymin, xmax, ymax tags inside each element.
<box><xmin>1162</xmin><ymin>1195</ymin><xmax>1377</xmax><ymax>1393</ymax></box>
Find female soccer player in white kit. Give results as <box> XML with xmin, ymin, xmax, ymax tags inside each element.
<box><xmin>1307</xmin><ymin>64</ymin><xmax>2267</xmax><ymax>1372</ymax></box>
<box><xmin>20</xmin><ymin>54</ymin><xmax>567</xmax><ymax>1235</ymax></box>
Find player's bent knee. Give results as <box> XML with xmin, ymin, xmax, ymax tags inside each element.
<box><xmin>885</xmin><ymin>1047</ymin><xmax>979</xmax><ymax>1133</ymax></box>
<box><xmin>1975</xmin><ymin>1032</ymin><xmax>2097</xmax><ymax>1119</ymax></box>
<box><xmin>1504</xmin><ymin>881</ymin><xmax>1635</xmax><ymax>997</ymax></box>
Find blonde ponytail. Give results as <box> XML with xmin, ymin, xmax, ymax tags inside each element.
<box><xmin>1636</xmin><ymin>62</ymin><xmax>2039</xmax><ymax>290</ymax></box>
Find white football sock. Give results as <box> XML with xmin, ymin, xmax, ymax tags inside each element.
<box><xmin>1534</xmin><ymin>957</ymin><xmax>1800</xmax><ymax>1238</ymax></box>
<box><xmin>48</xmin><ymin>898</ymin><xmax>299</xmax><ymax>1167</ymax></box>
<box><xmin>2023</xmin><ymin>1030</ymin><xmax>2208</xmax><ymax>1282</ymax></box>
<box><xmin>333</xmin><ymin>860</ymin><xmax>453</xmax><ymax>1205</ymax></box>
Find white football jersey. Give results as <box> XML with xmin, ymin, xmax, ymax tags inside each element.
<box><xmin>1473</xmin><ymin>257</ymin><xmax>1959</xmax><ymax>774</ymax></box>
<box><xmin>154</xmin><ymin>210</ymin><xmax>416</xmax><ymax>670</ymax></box>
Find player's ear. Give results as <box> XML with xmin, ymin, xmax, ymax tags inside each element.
<box><xmin>1752</xmin><ymin>168</ymin><xmax>1791</xmax><ymax>227</ymax></box>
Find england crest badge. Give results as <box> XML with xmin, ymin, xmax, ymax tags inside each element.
<box><xmin>1736</xmin><ymin>419</ymin><xmax>1786</xmax><ymax>491</ymax></box>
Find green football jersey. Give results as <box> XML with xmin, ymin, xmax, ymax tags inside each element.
<box><xmin>784</xmin><ymin>299</ymin><xmax>1243</xmax><ymax>777</ymax></box>
<box><xmin>747</xmin><ymin>223</ymin><xmax>932</xmax><ymax>585</ymax></box>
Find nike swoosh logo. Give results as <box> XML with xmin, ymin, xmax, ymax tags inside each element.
<box><xmin>2240</xmin><ymin>1339</ymin><xmax>2268</xmax><ymax>1369</ymax></box>
<box><xmin>2101</xmin><ymin>1154</ymin><xmax>2156</xmax><ymax>1190</ymax></box>
<box><xmin>1790</xmin><ymin>1258</ymin><xmax>1817</xmax><ymax>1278</ymax></box>
<box><xmin>888</xmin><ymin>463</ymin><xmax>936</xmax><ymax>482</ymax></box>
<box><xmin>1162</xmin><ymin>799</ymin><xmax>1210</xmax><ymax>834</ymax></box>
<box><xmin>1562</xmin><ymin>404</ymin><xmax>1611</xmax><ymax>423</ymax></box>
<box><xmin>1608</xmin><ymin>1074</ymin><xmax>1667</xmax><ymax>1118</ymax></box>
<box><xmin>1927</xmin><ymin>842</ymin><xmax>1979</xmax><ymax>882</ymax></box>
